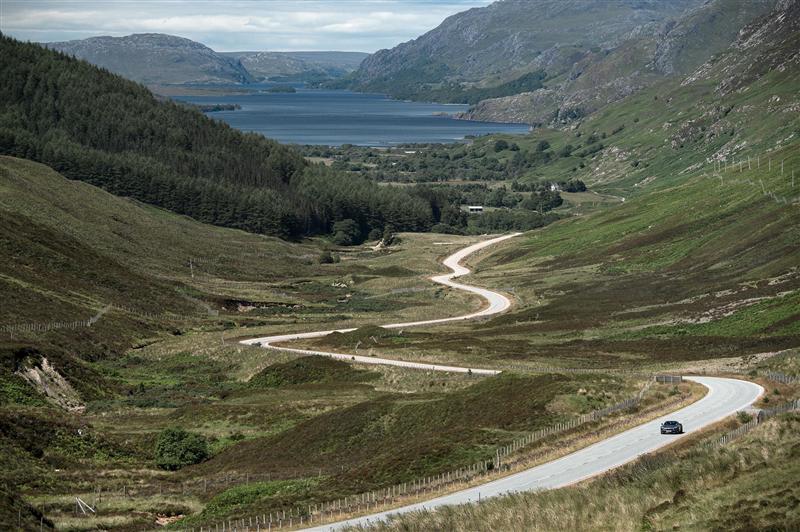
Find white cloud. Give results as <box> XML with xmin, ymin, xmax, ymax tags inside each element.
<box><xmin>0</xmin><ymin>0</ymin><xmax>493</xmax><ymax>51</ymax></box>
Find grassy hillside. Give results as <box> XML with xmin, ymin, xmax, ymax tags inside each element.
<box><xmin>348</xmin><ymin>0</ymin><xmax>773</xmax><ymax>124</ymax></box>
<box><xmin>361</xmin><ymin>410</ymin><xmax>800</xmax><ymax>531</ymax></box>
<box><xmin>0</xmin><ymin>155</ymin><xmax>483</xmax><ymax>382</ymax></box>
<box><xmin>0</xmin><ymin>156</ymin><xmax>507</xmax><ymax>528</ymax></box>
<box><xmin>300</xmin><ymin>0</ymin><xmax>800</xmax><ymax>372</ymax></box>
<box><xmin>0</xmin><ymin>35</ymin><xmax>436</xmax><ymax>239</ymax></box>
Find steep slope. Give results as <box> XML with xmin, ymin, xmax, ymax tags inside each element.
<box><xmin>461</xmin><ymin>0</ymin><xmax>777</xmax><ymax>123</ymax></box>
<box><xmin>0</xmin><ymin>35</ymin><xmax>434</xmax><ymax>239</ymax></box>
<box><xmin>377</xmin><ymin>0</ymin><xmax>800</xmax><ymax>368</ymax></box>
<box><xmin>350</xmin><ymin>0</ymin><xmax>702</xmax><ymax>96</ymax></box>
<box><xmin>355</xmin><ymin>0</ymin><xmax>700</xmax><ymax>84</ymax></box>
<box><xmin>224</xmin><ymin>51</ymin><xmax>367</xmax><ymax>81</ymax></box>
<box><xmin>349</xmin><ymin>0</ymin><xmax>774</xmax><ymax>124</ymax></box>
<box><xmin>0</xmin><ymin>156</ymin><xmax>318</xmax><ymax>379</ymax></box>
<box><xmin>44</xmin><ymin>33</ymin><xmax>254</xmax><ymax>85</ymax></box>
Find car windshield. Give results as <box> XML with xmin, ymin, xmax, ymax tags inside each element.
<box><xmin>664</xmin><ymin>421</ymin><xmax>679</xmax><ymax>425</ymax></box>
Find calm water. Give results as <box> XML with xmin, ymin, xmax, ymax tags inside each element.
<box><xmin>175</xmin><ymin>87</ymin><xmax>529</xmax><ymax>146</ymax></box>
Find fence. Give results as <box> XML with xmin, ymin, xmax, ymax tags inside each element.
<box><xmin>186</xmin><ymin>394</ymin><xmax>659</xmax><ymax>531</ymax></box>
<box><xmin>500</xmin><ymin>363</ymin><xmax>651</xmax><ymax>377</ymax></box>
<box><xmin>763</xmin><ymin>371</ymin><xmax>799</xmax><ymax>385</ymax></box>
<box><xmin>655</xmin><ymin>375</ymin><xmax>683</xmax><ymax>384</ymax></box>
<box><xmin>0</xmin><ymin>319</ymin><xmax>93</xmax><ymax>335</ymax></box>
<box><xmin>0</xmin><ymin>302</ymin><xmax>223</xmax><ymax>338</ymax></box>
<box><xmin>707</xmin><ymin>398</ymin><xmax>800</xmax><ymax>448</ymax></box>
<box><xmin>705</xmin><ymin>150</ymin><xmax>799</xmax><ymax>207</ymax></box>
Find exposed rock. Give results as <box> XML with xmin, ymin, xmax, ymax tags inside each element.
<box><xmin>352</xmin><ymin>0</ymin><xmax>776</xmax><ymax>125</ymax></box>
<box><xmin>17</xmin><ymin>357</ymin><xmax>84</xmax><ymax>412</ymax></box>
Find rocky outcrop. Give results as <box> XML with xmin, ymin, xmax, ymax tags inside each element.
<box><xmin>464</xmin><ymin>0</ymin><xmax>780</xmax><ymax>124</ymax></box>
<box><xmin>17</xmin><ymin>357</ymin><xmax>84</xmax><ymax>412</ymax></box>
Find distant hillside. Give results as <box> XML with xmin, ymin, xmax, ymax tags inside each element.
<box><xmin>347</xmin><ymin>0</ymin><xmax>775</xmax><ymax>123</ymax></box>
<box><xmin>460</xmin><ymin>0</ymin><xmax>777</xmax><ymax>123</ymax></box>
<box><xmin>44</xmin><ymin>33</ymin><xmax>254</xmax><ymax>85</ymax></box>
<box><xmin>224</xmin><ymin>50</ymin><xmax>367</xmax><ymax>81</ymax></box>
<box><xmin>42</xmin><ymin>33</ymin><xmax>366</xmax><ymax>85</ymax></box>
<box><xmin>0</xmin><ymin>35</ymin><xmax>434</xmax><ymax>240</ymax></box>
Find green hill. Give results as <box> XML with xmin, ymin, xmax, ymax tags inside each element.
<box><xmin>310</xmin><ymin>0</ymin><xmax>800</xmax><ymax>368</ymax></box>
<box><xmin>44</xmin><ymin>33</ymin><xmax>255</xmax><ymax>85</ymax></box>
<box><xmin>348</xmin><ymin>0</ymin><xmax>774</xmax><ymax>123</ymax></box>
<box><xmin>0</xmin><ymin>35</ymin><xmax>435</xmax><ymax>240</ymax></box>
<box><xmin>0</xmin><ymin>155</ymin><xmax>323</xmax><ymax>399</ymax></box>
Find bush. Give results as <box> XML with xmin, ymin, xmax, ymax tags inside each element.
<box><xmin>736</xmin><ymin>411</ymin><xmax>753</xmax><ymax>424</ymax></box>
<box><xmin>332</xmin><ymin>219</ymin><xmax>361</xmax><ymax>246</ymax></box>
<box><xmin>558</xmin><ymin>144</ymin><xmax>574</xmax><ymax>158</ymax></box>
<box><xmin>493</xmin><ymin>139</ymin><xmax>509</xmax><ymax>152</ymax></box>
<box><xmin>382</xmin><ymin>226</ymin><xmax>400</xmax><ymax>246</ymax></box>
<box><xmin>318</xmin><ymin>250</ymin><xmax>334</xmax><ymax>264</ymax></box>
<box><xmin>367</xmin><ymin>228</ymin><xmax>383</xmax><ymax>242</ymax></box>
<box><xmin>155</xmin><ymin>428</ymin><xmax>209</xmax><ymax>470</ymax></box>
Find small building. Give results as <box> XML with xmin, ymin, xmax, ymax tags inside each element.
<box><xmin>468</xmin><ymin>205</ymin><xmax>484</xmax><ymax>214</ymax></box>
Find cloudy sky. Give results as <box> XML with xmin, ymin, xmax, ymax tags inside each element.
<box><xmin>0</xmin><ymin>0</ymin><xmax>492</xmax><ymax>52</ymax></box>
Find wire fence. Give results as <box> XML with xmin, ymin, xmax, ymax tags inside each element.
<box><xmin>0</xmin><ymin>302</ymin><xmax>224</xmax><ymax>338</ymax></box>
<box><xmin>499</xmin><ymin>363</ymin><xmax>652</xmax><ymax>377</ymax></box>
<box><xmin>707</xmin><ymin>398</ymin><xmax>800</xmax><ymax>448</ymax></box>
<box><xmin>185</xmin><ymin>392</ymin><xmax>674</xmax><ymax>531</ymax></box>
<box><xmin>0</xmin><ymin>319</ymin><xmax>93</xmax><ymax>335</ymax></box>
<box><xmin>762</xmin><ymin>371</ymin><xmax>799</xmax><ymax>385</ymax></box>
<box><xmin>705</xmin><ymin>150</ymin><xmax>799</xmax><ymax>207</ymax></box>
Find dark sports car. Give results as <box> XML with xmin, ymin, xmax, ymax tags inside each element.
<box><xmin>660</xmin><ymin>420</ymin><xmax>683</xmax><ymax>434</ymax></box>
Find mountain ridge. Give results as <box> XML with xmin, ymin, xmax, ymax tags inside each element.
<box><xmin>43</xmin><ymin>33</ymin><xmax>366</xmax><ymax>85</ymax></box>
<box><xmin>347</xmin><ymin>0</ymin><xmax>776</xmax><ymax>124</ymax></box>
<box><xmin>44</xmin><ymin>33</ymin><xmax>255</xmax><ymax>85</ymax></box>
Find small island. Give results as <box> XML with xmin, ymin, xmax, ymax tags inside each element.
<box><xmin>266</xmin><ymin>85</ymin><xmax>297</xmax><ymax>93</ymax></box>
<box><xmin>195</xmin><ymin>103</ymin><xmax>241</xmax><ymax>112</ymax></box>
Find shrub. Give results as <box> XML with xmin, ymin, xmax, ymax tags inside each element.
<box><xmin>558</xmin><ymin>144</ymin><xmax>574</xmax><ymax>158</ymax></box>
<box><xmin>318</xmin><ymin>250</ymin><xmax>334</xmax><ymax>264</ymax></box>
<box><xmin>332</xmin><ymin>219</ymin><xmax>361</xmax><ymax>246</ymax></box>
<box><xmin>493</xmin><ymin>139</ymin><xmax>509</xmax><ymax>152</ymax></box>
<box><xmin>155</xmin><ymin>428</ymin><xmax>209</xmax><ymax>470</ymax></box>
<box><xmin>736</xmin><ymin>411</ymin><xmax>753</xmax><ymax>424</ymax></box>
<box><xmin>430</xmin><ymin>223</ymin><xmax>465</xmax><ymax>235</ymax></box>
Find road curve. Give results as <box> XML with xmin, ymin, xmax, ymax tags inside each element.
<box><xmin>240</xmin><ymin>233</ymin><xmax>521</xmax><ymax>375</ymax></box>
<box><xmin>238</xmin><ymin>235</ymin><xmax>764</xmax><ymax>531</ymax></box>
<box><xmin>305</xmin><ymin>375</ymin><xmax>763</xmax><ymax>531</ymax></box>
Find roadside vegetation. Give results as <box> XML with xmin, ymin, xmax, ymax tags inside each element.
<box><xmin>355</xmin><ymin>412</ymin><xmax>800</xmax><ymax>531</ymax></box>
<box><xmin>1</xmin><ymin>2</ymin><xmax>798</xmax><ymax>529</ymax></box>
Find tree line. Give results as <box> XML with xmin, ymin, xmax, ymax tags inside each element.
<box><xmin>0</xmin><ymin>35</ymin><xmax>434</xmax><ymax>240</ymax></box>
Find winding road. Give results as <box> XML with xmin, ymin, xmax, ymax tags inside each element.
<box><xmin>305</xmin><ymin>375</ymin><xmax>762</xmax><ymax>531</ymax></box>
<box><xmin>241</xmin><ymin>233</ymin><xmax>520</xmax><ymax>375</ymax></box>
<box><xmin>240</xmin><ymin>234</ymin><xmax>764</xmax><ymax>531</ymax></box>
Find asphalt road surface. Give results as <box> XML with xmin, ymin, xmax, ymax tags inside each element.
<box><xmin>238</xmin><ymin>235</ymin><xmax>763</xmax><ymax>531</ymax></box>
<box><xmin>305</xmin><ymin>375</ymin><xmax>763</xmax><ymax>531</ymax></box>
<box><xmin>240</xmin><ymin>233</ymin><xmax>520</xmax><ymax>375</ymax></box>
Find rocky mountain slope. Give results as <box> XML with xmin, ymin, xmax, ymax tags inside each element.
<box><xmin>348</xmin><ymin>0</ymin><xmax>776</xmax><ymax>124</ymax></box>
<box><xmin>44</xmin><ymin>33</ymin><xmax>255</xmax><ymax>85</ymax></box>
<box><xmin>44</xmin><ymin>33</ymin><xmax>366</xmax><ymax>86</ymax></box>
<box><xmin>224</xmin><ymin>51</ymin><xmax>367</xmax><ymax>81</ymax></box>
<box><xmin>461</xmin><ymin>0</ymin><xmax>777</xmax><ymax>124</ymax></box>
